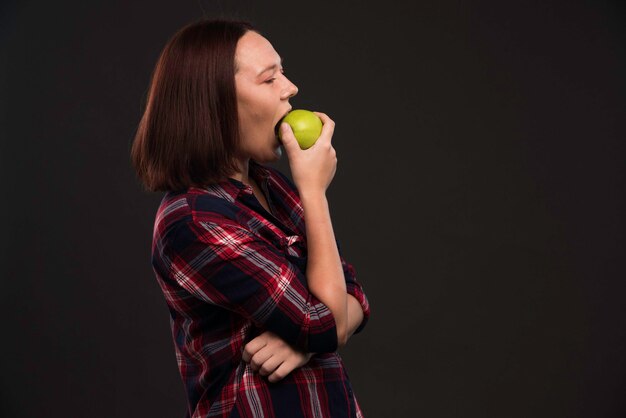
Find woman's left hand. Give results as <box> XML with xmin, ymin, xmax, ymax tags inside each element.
<box><xmin>242</xmin><ymin>330</ymin><xmax>314</xmax><ymax>383</ymax></box>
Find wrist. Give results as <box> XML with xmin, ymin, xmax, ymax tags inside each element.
<box><xmin>299</xmin><ymin>189</ymin><xmax>326</xmax><ymax>204</ymax></box>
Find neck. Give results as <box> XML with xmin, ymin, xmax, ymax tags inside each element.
<box><xmin>230</xmin><ymin>158</ymin><xmax>252</xmax><ymax>185</ymax></box>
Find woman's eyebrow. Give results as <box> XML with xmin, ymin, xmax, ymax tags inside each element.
<box><xmin>257</xmin><ymin>56</ymin><xmax>283</xmax><ymax>77</ymax></box>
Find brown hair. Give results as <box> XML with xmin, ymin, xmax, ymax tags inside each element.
<box><xmin>130</xmin><ymin>18</ymin><xmax>258</xmax><ymax>192</ymax></box>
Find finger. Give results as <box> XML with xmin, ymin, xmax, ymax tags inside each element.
<box><xmin>267</xmin><ymin>358</ymin><xmax>298</xmax><ymax>383</ymax></box>
<box><xmin>250</xmin><ymin>347</ymin><xmax>274</xmax><ymax>372</ymax></box>
<box><xmin>279</xmin><ymin>123</ymin><xmax>301</xmax><ymax>154</ymax></box>
<box><xmin>242</xmin><ymin>337</ymin><xmax>267</xmax><ymax>363</ymax></box>
<box><xmin>311</xmin><ymin>112</ymin><xmax>335</xmax><ymax>143</ymax></box>
<box><xmin>258</xmin><ymin>355</ymin><xmax>284</xmax><ymax>377</ymax></box>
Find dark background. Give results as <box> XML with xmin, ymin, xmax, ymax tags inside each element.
<box><xmin>2</xmin><ymin>0</ymin><xmax>625</xmax><ymax>417</ymax></box>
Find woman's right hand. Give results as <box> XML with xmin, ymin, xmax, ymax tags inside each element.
<box><xmin>243</xmin><ymin>330</ymin><xmax>315</xmax><ymax>383</ymax></box>
<box><xmin>279</xmin><ymin>112</ymin><xmax>337</xmax><ymax>196</ymax></box>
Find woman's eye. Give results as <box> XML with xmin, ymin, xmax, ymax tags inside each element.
<box><xmin>264</xmin><ymin>69</ymin><xmax>285</xmax><ymax>84</ymax></box>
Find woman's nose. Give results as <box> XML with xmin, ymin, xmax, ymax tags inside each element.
<box><xmin>285</xmin><ymin>80</ymin><xmax>298</xmax><ymax>99</ymax></box>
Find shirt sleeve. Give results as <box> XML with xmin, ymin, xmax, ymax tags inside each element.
<box><xmin>336</xmin><ymin>240</ymin><xmax>371</xmax><ymax>335</ymax></box>
<box><xmin>165</xmin><ymin>219</ymin><xmax>339</xmax><ymax>353</ymax></box>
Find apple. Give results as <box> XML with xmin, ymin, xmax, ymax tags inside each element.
<box><xmin>277</xmin><ymin>109</ymin><xmax>323</xmax><ymax>150</ymax></box>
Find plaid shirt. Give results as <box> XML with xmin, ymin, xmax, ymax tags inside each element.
<box><xmin>151</xmin><ymin>159</ymin><xmax>371</xmax><ymax>418</ymax></box>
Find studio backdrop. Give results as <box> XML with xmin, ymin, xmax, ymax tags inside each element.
<box><xmin>1</xmin><ymin>0</ymin><xmax>625</xmax><ymax>417</ymax></box>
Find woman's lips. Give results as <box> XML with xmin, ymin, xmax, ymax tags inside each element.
<box><xmin>274</xmin><ymin>108</ymin><xmax>292</xmax><ymax>134</ymax></box>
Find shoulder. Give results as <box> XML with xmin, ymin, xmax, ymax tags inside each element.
<box><xmin>153</xmin><ymin>191</ymin><xmax>192</xmax><ymax>237</ymax></box>
<box><xmin>153</xmin><ymin>188</ymin><xmax>244</xmax><ymax>240</ymax></box>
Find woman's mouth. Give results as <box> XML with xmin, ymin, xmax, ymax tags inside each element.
<box><xmin>274</xmin><ymin>108</ymin><xmax>292</xmax><ymax>136</ymax></box>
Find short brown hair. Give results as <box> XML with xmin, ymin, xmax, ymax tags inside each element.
<box><xmin>131</xmin><ymin>18</ymin><xmax>258</xmax><ymax>192</ymax></box>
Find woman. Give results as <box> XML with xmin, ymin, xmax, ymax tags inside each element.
<box><xmin>131</xmin><ymin>18</ymin><xmax>371</xmax><ymax>418</ymax></box>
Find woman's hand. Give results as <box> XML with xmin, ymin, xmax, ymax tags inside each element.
<box><xmin>279</xmin><ymin>112</ymin><xmax>337</xmax><ymax>197</ymax></box>
<box><xmin>242</xmin><ymin>330</ymin><xmax>315</xmax><ymax>383</ymax></box>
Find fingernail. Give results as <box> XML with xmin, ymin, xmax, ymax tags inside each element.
<box><xmin>281</xmin><ymin>123</ymin><xmax>289</xmax><ymax>132</ymax></box>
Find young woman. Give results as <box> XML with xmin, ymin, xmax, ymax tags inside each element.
<box><xmin>131</xmin><ymin>18</ymin><xmax>371</xmax><ymax>418</ymax></box>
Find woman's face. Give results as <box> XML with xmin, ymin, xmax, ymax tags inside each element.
<box><xmin>234</xmin><ymin>31</ymin><xmax>298</xmax><ymax>163</ymax></box>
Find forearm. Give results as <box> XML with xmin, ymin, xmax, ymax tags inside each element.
<box><xmin>301</xmin><ymin>192</ymin><xmax>348</xmax><ymax>346</ymax></box>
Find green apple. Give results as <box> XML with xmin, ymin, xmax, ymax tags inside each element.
<box><xmin>277</xmin><ymin>109</ymin><xmax>323</xmax><ymax>150</ymax></box>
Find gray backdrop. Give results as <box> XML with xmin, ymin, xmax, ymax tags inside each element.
<box><xmin>2</xmin><ymin>0</ymin><xmax>625</xmax><ymax>417</ymax></box>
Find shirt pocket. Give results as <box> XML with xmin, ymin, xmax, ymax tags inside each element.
<box><xmin>278</xmin><ymin>234</ymin><xmax>308</xmax><ymax>281</ymax></box>
<box><xmin>279</xmin><ymin>234</ymin><xmax>306</xmax><ymax>257</ymax></box>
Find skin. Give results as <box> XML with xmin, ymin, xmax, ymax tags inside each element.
<box><xmin>232</xmin><ymin>30</ymin><xmax>298</xmax><ymax>185</ymax></box>
<box><xmin>233</xmin><ymin>31</ymin><xmax>364</xmax><ymax>383</ymax></box>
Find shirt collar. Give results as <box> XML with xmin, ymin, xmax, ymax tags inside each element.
<box><xmin>208</xmin><ymin>159</ymin><xmax>272</xmax><ymax>202</ymax></box>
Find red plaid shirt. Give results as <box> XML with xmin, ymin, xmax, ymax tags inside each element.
<box><xmin>151</xmin><ymin>159</ymin><xmax>371</xmax><ymax>417</ymax></box>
